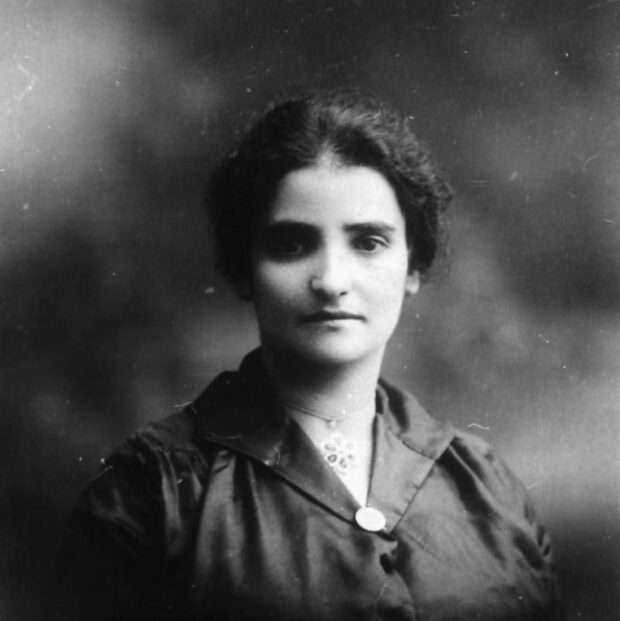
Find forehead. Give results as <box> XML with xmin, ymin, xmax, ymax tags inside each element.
<box><xmin>267</xmin><ymin>165</ymin><xmax>403</xmax><ymax>226</ymax></box>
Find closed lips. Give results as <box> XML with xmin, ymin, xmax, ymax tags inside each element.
<box><xmin>302</xmin><ymin>311</ymin><xmax>365</xmax><ymax>322</ymax></box>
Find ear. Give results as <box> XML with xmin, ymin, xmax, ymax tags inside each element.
<box><xmin>405</xmin><ymin>271</ymin><xmax>420</xmax><ymax>297</ymax></box>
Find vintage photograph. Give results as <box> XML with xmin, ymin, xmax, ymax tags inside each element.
<box><xmin>1</xmin><ymin>1</ymin><xmax>618</xmax><ymax>619</ymax></box>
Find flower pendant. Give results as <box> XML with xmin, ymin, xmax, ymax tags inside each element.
<box><xmin>320</xmin><ymin>433</ymin><xmax>358</xmax><ymax>475</ymax></box>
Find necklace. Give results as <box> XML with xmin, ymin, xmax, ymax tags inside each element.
<box><xmin>278</xmin><ymin>399</ymin><xmax>366</xmax><ymax>475</ymax></box>
<box><xmin>320</xmin><ymin>432</ymin><xmax>358</xmax><ymax>475</ymax></box>
<box><xmin>278</xmin><ymin>399</ymin><xmax>347</xmax><ymax>429</ymax></box>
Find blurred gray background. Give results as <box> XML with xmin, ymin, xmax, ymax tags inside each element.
<box><xmin>1</xmin><ymin>1</ymin><xmax>619</xmax><ymax>619</ymax></box>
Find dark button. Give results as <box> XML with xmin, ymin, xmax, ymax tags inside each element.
<box><xmin>380</xmin><ymin>552</ymin><xmax>396</xmax><ymax>574</ymax></box>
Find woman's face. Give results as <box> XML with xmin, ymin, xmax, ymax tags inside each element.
<box><xmin>250</xmin><ymin>163</ymin><xmax>419</xmax><ymax>368</ymax></box>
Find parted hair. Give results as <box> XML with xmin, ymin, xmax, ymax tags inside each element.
<box><xmin>206</xmin><ymin>91</ymin><xmax>452</xmax><ymax>287</ymax></box>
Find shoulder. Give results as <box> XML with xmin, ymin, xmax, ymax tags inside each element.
<box><xmin>379</xmin><ymin>376</ymin><xmax>535</xmax><ymax>520</ymax></box>
<box><xmin>449</xmin><ymin>427</ymin><xmax>510</xmax><ymax>479</ymax></box>
<box><xmin>445</xmin><ymin>428</ymin><xmax>539</xmax><ymax>522</ymax></box>
<box><xmin>444</xmin><ymin>429</ymin><xmax>561</xmax><ymax>606</ymax></box>
<box><xmin>61</xmin><ymin>409</ymin><xmax>208</xmax><ymax>619</ymax></box>
<box><xmin>98</xmin><ymin>408</ymin><xmax>202</xmax><ymax>479</ymax></box>
<box><xmin>71</xmin><ymin>408</ymin><xmax>207</xmax><ymax>525</ymax></box>
<box><xmin>75</xmin><ymin>352</ymin><xmax>266</xmax><ymax>516</ymax></box>
<box><xmin>131</xmin><ymin>407</ymin><xmax>201</xmax><ymax>457</ymax></box>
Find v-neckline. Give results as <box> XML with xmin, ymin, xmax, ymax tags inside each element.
<box><xmin>192</xmin><ymin>349</ymin><xmax>456</xmax><ymax>531</ymax></box>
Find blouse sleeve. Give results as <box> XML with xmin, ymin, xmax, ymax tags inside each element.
<box><xmin>60</xmin><ymin>435</ymin><xmax>170</xmax><ymax>621</ymax></box>
<box><xmin>452</xmin><ymin>431</ymin><xmax>564</xmax><ymax>619</ymax></box>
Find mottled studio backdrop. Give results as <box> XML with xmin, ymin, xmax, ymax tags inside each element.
<box><xmin>1</xmin><ymin>1</ymin><xmax>619</xmax><ymax>619</ymax></box>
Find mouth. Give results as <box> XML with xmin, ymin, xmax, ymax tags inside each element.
<box><xmin>302</xmin><ymin>310</ymin><xmax>365</xmax><ymax>323</ymax></box>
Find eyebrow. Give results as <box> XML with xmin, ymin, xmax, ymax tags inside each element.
<box><xmin>262</xmin><ymin>219</ymin><xmax>397</xmax><ymax>234</ymax></box>
<box><xmin>343</xmin><ymin>221</ymin><xmax>397</xmax><ymax>234</ymax></box>
<box><xmin>259</xmin><ymin>221</ymin><xmax>316</xmax><ymax>239</ymax></box>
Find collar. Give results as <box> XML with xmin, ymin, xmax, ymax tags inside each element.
<box><xmin>191</xmin><ymin>349</ymin><xmax>455</xmax><ymax>531</ymax></box>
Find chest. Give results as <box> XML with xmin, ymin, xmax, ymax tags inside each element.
<box><xmin>163</xmin><ymin>457</ymin><xmax>550</xmax><ymax>621</ymax></box>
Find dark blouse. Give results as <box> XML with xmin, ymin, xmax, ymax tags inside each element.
<box><xmin>62</xmin><ymin>350</ymin><xmax>563</xmax><ymax>621</ymax></box>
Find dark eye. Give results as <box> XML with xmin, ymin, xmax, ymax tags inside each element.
<box><xmin>355</xmin><ymin>235</ymin><xmax>387</xmax><ymax>253</ymax></box>
<box><xmin>272</xmin><ymin>239</ymin><xmax>306</xmax><ymax>257</ymax></box>
<box><xmin>260</xmin><ymin>227</ymin><xmax>315</xmax><ymax>260</ymax></box>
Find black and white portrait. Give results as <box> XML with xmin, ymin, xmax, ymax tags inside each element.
<box><xmin>1</xmin><ymin>2</ymin><xmax>618</xmax><ymax>620</ymax></box>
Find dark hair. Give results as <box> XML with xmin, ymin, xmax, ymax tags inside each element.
<box><xmin>206</xmin><ymin>91</ymin><xmax>451</xmax><ymax>287</ymax></box>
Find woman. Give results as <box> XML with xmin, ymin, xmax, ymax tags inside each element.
<box><xmin>62</xmin><ymin>92</ymin><xmax>562</xmax><ymax>620</ymax></box>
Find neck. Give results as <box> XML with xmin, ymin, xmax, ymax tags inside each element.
<box><xmin>261</xmin><ymin>348</ymin><xmax>383</xmax><ymax>429</ymax></box>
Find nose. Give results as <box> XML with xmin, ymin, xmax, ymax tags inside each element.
<box><xmin>309</xmin><ymin>247</ymin><xmax>352</xmax><ymax>298</ymax></box>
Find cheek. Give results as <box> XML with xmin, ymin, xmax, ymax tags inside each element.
<box><xmin>367</xmin><ymin>279</ymin><xmax>409</xmax><ymax>329</ymax></box>
<box><xmin>253</xmin><ymin>263</ymin><xmax>305</xmax><ymax>307</ymax></box>
<box><xmin>374</xmin><ymin>280</ymin><xmax>407</xmax><ymax>316</ymax></box>
<box><xmin>368</xmin><ymin>256</ymin><xmax>409</xmax><ymax>297</ymax></box>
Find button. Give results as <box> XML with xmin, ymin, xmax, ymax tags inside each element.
<box><xmin>355</xmin><ymin>506</ymin><xmax>386</xmax><ymax>532</ymax></box>
<box><xmin>380</xmin><ymin>551</ymin><xmax>397</xmax><ymax>573</ymax></box>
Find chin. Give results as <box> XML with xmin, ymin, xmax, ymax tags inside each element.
<box><xmin>279</xmin><ymin>339</ymin><xmax>382</xmax><ymax>368</ymax></box>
